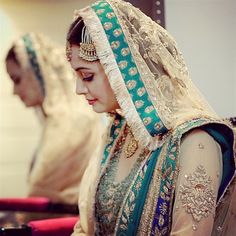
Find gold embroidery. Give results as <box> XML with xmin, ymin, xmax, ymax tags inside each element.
<box><xmin>198</xmin><ymin>143</ymin><xmax>205</xmax><ymax>149</ymax></box>
<box><xmin>137</xmin><ymin>87</ymin><xmax>146</xmax><ymax>97</ymax></box>
<box><xmin>121</xmin><ymin>48</ymin><xmax>130</xmax><ymax>57</ymax></box>
<box><xmin>103</xmin><ymin>22</ymin><xmax>113</xmax><ymax>30</ymax></box>
<box><xmin>154</xmin><ymin>122</ymin><xmax>161</xmax><ymax>130</ymax></box>
<box><xmin>128</xmin><ymin>67</ymin><xmax>138</xmax><ymax>76</ymax></box>
<box><xmin>179</xmin><ymin>165</ymin><xmax>215</xmax><ymax>222</ymax></box>
<box><xmin>106</xmin><ymin>12</ymin><xmax>115</xmax><ymax>19</ymax></box>
<box><xmin>126</xmin><ymin>80</ymin><xmax>137</xmax><ymax>90</ymax></box>
<box><xmin>145</xmin><ymin>106</ymin><xmax>154</xmax><ymax>114</ymax></box>
<box><xmin>118</xmin><ymin>60</ymin><xmax>128</xmax><ymax>70</ymax></box>
<box><xmin>143</xmin><ymin>117</ymin><xmax>152</xmax><ymax>126</ymax></box>
<box><xmin>137</xmin><ymin>142</ymin><xmax>170</xmax><ymax>235</ymax></box>
<box><xmin>96</xmin><ymin>9</ymin><xmax>105</xmax><ymax>15</ymax></box>
<box><xmin>135</xmin><ymin>100</ymin><xmax>144</xmax><ymax>109</ymax></box>
<box><xmin>113</xmin><ymin>28</ymin><xmax>122</xmax><ymax>37</ymax></box>
<box><xmin>125</xmin><ymin>128</ymin><xmax>138</xmax><ymax>158</ymax></box>
<box><xmin>111</xmin><ymin>41</ymin><xmax>120</xmax><ymax>49</ymax></box>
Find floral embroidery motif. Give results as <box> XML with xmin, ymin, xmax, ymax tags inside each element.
<box><xmin>135</xmin><ymin>100</ymin><xmax>144</xmax><ymax>109</ymax></box>
<box><xmin>121</xmin><ymin>48</ymin><xmax>130</xmax><ymax>57</ymax></box>
<box><xmin>103</xmin><ymin>22</ymin><xmax>113</xmax><ymax>30</ymax></box>
<box><xmin>137</xmin><ymin>87</ymin><xmax>146</xmax><ymax>97</ymax></box>
<box><xmin>128</xmin><ymin>67</ymin><xmax>138</xmax><ymax>76</ymax></box>
<box><xmin>126</xmin><ymin>80</ymin><xmax>137</xmax><ymax>90</ymax></box>
<box><xmin>106</xmin><ymin>12</ymin><xmax>115</xmax><ymax>19</ymax></box>
<box><xmin>113</xmin><ymin>28</ymin><xmax>122</xmax><ymax>37</ymax></box>
<box><xmin>145</xmin><ymin>105</ymin><xmax>154</xmax><ymax>114</ymax></box>
<box><xmin>143</xmin><ymin>117</ymin><xmax>152</xmax><ymax>126</ymax></box>
<box><xmin>110</xmin><ymin>40</ymin><xmax>120</xmax><ymax>49</ymax></box>
<box><xmin>154</xmin><ymin>122</ymin><xmax>161</xmax><ymax>130</ymax></box>
<box><xmin>96</xmin><ymin>9</ymin><xmax>105</xmax><ymax>15</ymax></box>
<box><xmin>179</xmin><ymin>165</ymin><xmax>215</xmax><ymax>222</ymax></box>
<box><xmin>118</xmin><ymin>60</ymin><xmax>128</xmax><ymax>70</ymax></box>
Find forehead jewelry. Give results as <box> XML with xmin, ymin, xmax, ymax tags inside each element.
<box><xmin>66</xmin><ymin>25</ymin><xmax>98</xmax><ymax>62</ymax></box>
<box><xmin>79</xmin><ymin>25</ymin><xmax>98</xmax><ymax>61</ymax></box>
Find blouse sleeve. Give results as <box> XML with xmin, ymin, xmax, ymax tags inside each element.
<box><xmin>170</xmin><ymin>129</ymin><xmax>222</xmax><ymax>236</ymax></box>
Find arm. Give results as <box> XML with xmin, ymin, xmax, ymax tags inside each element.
<box><xmin>171</xmin><ymin>129</ymin><xmax>222</xmax><ymax>236</ymax></box>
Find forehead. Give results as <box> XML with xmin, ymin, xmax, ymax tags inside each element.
<box><xmin>69</xmin><ymin>45</ymin><xmax>106</xmax><ymax>77</ymax></box>
<box><xmin>70</xmin><ymin>45</ymin><xmax>93</xmax><ymax>70</ymax></box>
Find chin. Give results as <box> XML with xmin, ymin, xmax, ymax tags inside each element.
<box><xmin>92</xmin><ymin>104</ymin><xmax>108</xmax><ymax>113</ymax></box>
<box><xmin>92</xmin><ymin>107</ymin><xmax>105</xmax><ymax>113</ymax></box>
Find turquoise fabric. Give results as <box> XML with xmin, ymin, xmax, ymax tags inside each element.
<box><xmin>123</xmin><ymin>147</ymin><xmax>162</xmax><ymax>235</ymax></box>
<box><xmin>92</xmin><ymin>0</ymin><xmax>168</xmax><ymax>137</ymax></box>
<box><xmin>22</xmin><ymin>34</ymin><xmax>45</xmax><ymax>95</ymax></box>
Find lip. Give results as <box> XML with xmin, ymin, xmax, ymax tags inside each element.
<box><xmin>87</xmin><ymin>99</ymin><xmax>98</xmax><ymax>105</ymax></box>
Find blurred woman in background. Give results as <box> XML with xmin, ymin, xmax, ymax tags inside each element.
<box><xmin>5</xmin><ymin>32</ymin><xmax>104</xmax><ymax>205</ymax></box>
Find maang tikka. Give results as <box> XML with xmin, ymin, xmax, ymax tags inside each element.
<box><xmin>66</xmin><ymin>24</ymin><xmax>98</xmax><ymax>62</ymax></box>
<box><xmin>79</xmin><ymin>25</ymin><xmax>98</xmax><ymax>61</ymax></box>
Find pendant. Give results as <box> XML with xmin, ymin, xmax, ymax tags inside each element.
<box><xmin>125</xmin><ymin>130</ymin><xmax>138</xmax><ymax>158</ymax></box>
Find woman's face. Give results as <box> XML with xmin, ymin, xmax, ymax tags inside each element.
<box><xmin>70</xmin><ymin>45</ymin><xmax>120</xmax><ymax>113</ymax></box>
<box><xmin>6</xmin><ymin>59</ymin><xmax>44</xmax><ymax>107</ymax></box>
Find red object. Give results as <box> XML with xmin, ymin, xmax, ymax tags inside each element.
<box><xmin>0</xmin><ymin>197</ymin><xmax>50</xmax><ymax>211</ymax></box>
<box><xmin>28</xmin><ymin>217</ymin><xmax>78</xmax><ymax>236</ymax></box>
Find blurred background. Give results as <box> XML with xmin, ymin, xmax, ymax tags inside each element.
<box><xmin>0</xmin><ymin>0</ymin><xmax>235</xmax><ymax>197</ymax></box>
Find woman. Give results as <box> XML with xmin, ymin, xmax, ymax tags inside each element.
<box><xmin>5</xmin><ymin>32</ymin><xmax>104</xmax><ymax>205</ymax></box>
<box><xmin>66</xmin><ymin>0</ymin><xmax>235</xmax><ymax>235</ymax></box>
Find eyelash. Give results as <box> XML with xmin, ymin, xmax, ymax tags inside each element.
<box><xmin>82</xmin><ymin>75</ymin><xmax>94</xmax><ymax>82</ymax></box>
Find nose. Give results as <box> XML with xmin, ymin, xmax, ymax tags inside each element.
<box><xmin>76</xmin><ymin>78</ymin><xmax>88</xmax><ymax>95</ymax></box>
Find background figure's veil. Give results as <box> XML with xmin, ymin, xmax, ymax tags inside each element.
<box><xmin>11</xmin><ymin>32</ymin><xmax>103</xmax><ymax>204</ymax></box>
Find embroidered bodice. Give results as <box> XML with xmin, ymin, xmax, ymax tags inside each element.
<box><xmin>95</xmin><ymin>151</ymin><xmax>142</xmax><ymax>235</ymax></box>
<box><xmin>95</xmin><ymin>125</ymin><xmax>148</xmax><ymax>235</ymax></box>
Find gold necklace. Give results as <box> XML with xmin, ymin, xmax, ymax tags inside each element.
<box><xmin>124</xmin><ymin>127</ymin><xmax>138</xmax><ymax>158</ymax></box>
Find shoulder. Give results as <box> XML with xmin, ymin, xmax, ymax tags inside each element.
<box><xmin>179</xmin><ymin>128</ymin><xmax>222</xmax><ymax>165</ymax></box>
<box><xmin>181</xmin><ymin>128</ymin><xmax>219</xmax><ymax>149</ymax></box>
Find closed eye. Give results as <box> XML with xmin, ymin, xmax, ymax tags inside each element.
<box><xmin>82</xmin><ymin>75</ymin><xmax>94</xmax><ymax>82</ymax></box>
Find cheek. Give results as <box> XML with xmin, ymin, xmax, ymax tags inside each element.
<box><xmin>105</xmin><ymin>82</ymin><xmax>116</xmax><ymax>100</ymax></box>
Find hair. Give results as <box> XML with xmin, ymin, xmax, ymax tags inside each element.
<box><xmin>5</xmin><ymin>46</ymin><xmax>19</xmax><ymax>65</ymax></box>
<box><xmin>67</xmin><ymin>16</ymin><xmax>85</xmax><ymax>45</ymax></box>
